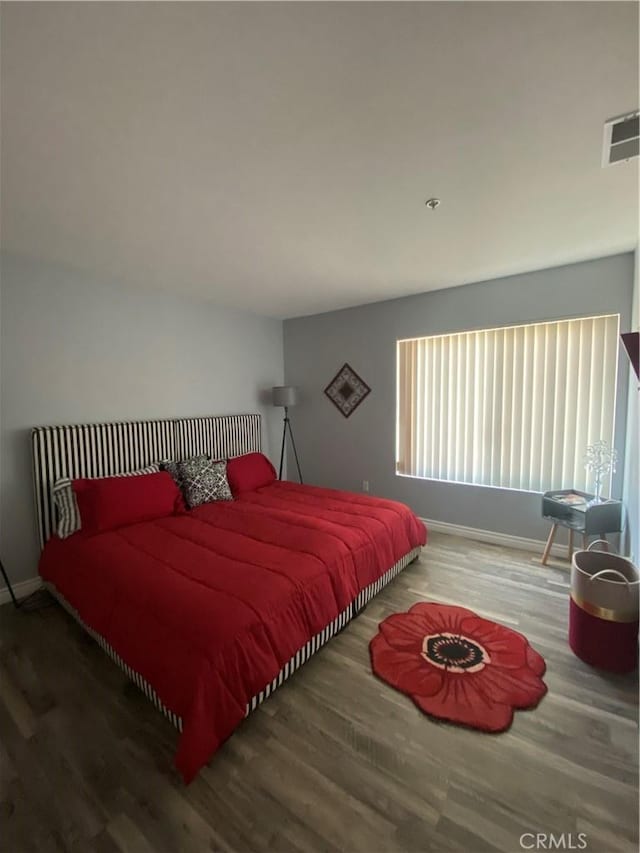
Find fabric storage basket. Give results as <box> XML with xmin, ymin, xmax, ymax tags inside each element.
<box><xmin>569</xmin><ymin>541</ymin><xmax>639</xmax><ymax>673</ymax></box>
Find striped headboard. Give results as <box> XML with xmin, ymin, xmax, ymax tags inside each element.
<box><xmin>175</xmin><ymin>415</ymin><xmax>261</xmax><ymax>461</ymax></box>
<box><xmin>32</xmin><ymin>413</ymin><xmax>262</xmax><ymax>548</ymax></box>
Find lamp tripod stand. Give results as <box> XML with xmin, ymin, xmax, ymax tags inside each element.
<box><xmin>0</xmin><ymin>557</ymin><xmax>51</xmax><ymax>611</ymax></box>
<box><xmin>278</xmin><ymin>406</ymin><xmax>303</xmax><ymax>483</ymax></box>
<box><xmin>0</xmin><ymin>557</ymin><xmax>19</xmax><ymax>608</ymax></box>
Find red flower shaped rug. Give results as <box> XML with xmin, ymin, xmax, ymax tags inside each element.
<box><xmin>370</xmin><ymin>602</ymin><xmax>547</xmax><ymax>732</ymax></box>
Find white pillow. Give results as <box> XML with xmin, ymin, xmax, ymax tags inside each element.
<box><xmin>52</xmin><ymin>463</ymin><xmax>160</xmax><ymax>539</ymax></box>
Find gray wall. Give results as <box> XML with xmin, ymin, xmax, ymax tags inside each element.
<box><xmin>284</xmin><ymin>253</ymin><xmax>635</xmax><ymax>549</ymax></box>
<box><xmin>0</xmin><ymin>253</ymin><xmax>284</xmax><ymax>586</ymax></box>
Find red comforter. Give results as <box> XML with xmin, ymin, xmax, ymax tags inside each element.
<box><xmin>39</xmin><ymin>481</ymin><xmax>426</xmax><ymax>781</ymax></box>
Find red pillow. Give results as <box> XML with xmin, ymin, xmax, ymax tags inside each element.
<box><xmin>226</xmin><ymin>452</ymin><xmax>276</xmax><ymax>496</ymax></box>
<box><xmin>73</xmin><ymin>471</ymin><xmax>183</xmax><ymax>535</ymax></box>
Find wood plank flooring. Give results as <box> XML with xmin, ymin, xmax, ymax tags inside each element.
<box><xmin>1</xmin><ymin>532</ymin><xmax>637</xmax><ymax>853</ymax></box>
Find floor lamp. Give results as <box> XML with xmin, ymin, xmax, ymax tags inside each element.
<box><xmin>272</xmin><ymin>386</ymin><xmax>303</xmax><ymax>483</ymax></box>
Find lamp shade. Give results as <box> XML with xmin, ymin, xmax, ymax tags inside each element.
<box><xmin>272</xmin><ymin>386</ymin><xmax>297</xmax><ymax>407</ymax></box>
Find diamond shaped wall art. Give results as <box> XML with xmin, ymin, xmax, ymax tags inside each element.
<box><xmin>324</xmin><ymin>363</ymin><xmax>371</xmax><ymax>418</ymax></box>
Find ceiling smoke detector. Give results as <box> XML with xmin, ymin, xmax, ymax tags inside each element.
<box><xmin>425</xmin><ymin>198</ymin><xmax>441</xmax><ymax>210</ymax></box>
<box><xmin>602</xmin><ymin>111</ymin><xmax>639</xmax><ymax>167</ymax></box>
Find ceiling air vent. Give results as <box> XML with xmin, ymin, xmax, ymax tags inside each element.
<box><xmin>602</xmin><ymin>111</ymin><xmax>639</xmax><ymax>167</ymax></box>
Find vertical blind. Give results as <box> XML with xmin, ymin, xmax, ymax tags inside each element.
<box><xmin>396</xmin><ymin>314</ymin><xmax>620</xmax><ymax>493</ymax></box>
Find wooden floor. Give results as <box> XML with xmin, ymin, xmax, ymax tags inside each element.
<box><xmin>1</xmin><ymin>532</ymin><xmax>638</xmax><ymax>853</ymax></box>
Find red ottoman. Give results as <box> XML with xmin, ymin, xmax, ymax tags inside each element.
<box><xmin>569</xmin><ymin>544</ymin><xmax>638</xmax><ymax>673</ymax></box>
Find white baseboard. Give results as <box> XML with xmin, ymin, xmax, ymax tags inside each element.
<box><xmin>421</xmin><ymin>517</ymin><xmax>569</xmax><ymax>559</ymax></box>
<box><xmin>0</xmin><ymin>576</ymin><xmax>42</xmax><ymax>606</ymax></box>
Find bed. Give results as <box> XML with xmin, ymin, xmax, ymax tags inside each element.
<box><xmin>33</xmin><ymin>414</ymin><xmax>426</xmax><ymax>781</ymax></box>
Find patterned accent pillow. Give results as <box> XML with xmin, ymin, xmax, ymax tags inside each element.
<box><xmin>179</xmin><ymin>457</ymin><xmax>233</xmax><ymax>508</ymax></box>
<box><xmin>160</xmin><ymin>459</ymin><xmax>184</xmax><ymax>490</ymax></box>
<box><xmin>160</xmin><ymin>455</ymin><xmax>209</xmax><ymax>492</ymax></box>
<box><xmin>52</xmin><ymin>463</ymin><xmax>161</xmax><ymax>539</ymax></box>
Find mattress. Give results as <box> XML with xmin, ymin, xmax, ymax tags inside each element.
<box><xmin>39</xmin><ymin>481</ymin><xmax>427</xmax><ymax>781</ymax></box>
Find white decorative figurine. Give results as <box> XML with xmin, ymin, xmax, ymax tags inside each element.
<box><xmin>584</xmin><ymin>440</ymin><xmax>617</xmax><ymax>503</ymax></box>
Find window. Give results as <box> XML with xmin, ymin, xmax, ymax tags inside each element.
<box><xmin>396</xmin><ymin>314</ymin><xmax>620</xmax><ymax>493</ymax></box>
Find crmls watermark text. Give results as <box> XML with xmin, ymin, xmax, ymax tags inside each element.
<box><xmin>520</xmin><ymin>833</ymin><xmax>588</xmax><ymax>850</ymax></box>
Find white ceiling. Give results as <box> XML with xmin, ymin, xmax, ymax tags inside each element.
<box><xmin>1</xmin><ymin>2</ymin><xmax>638</xmax><ymax>318</ymax></box>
